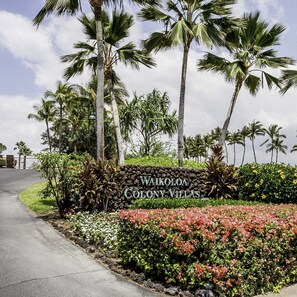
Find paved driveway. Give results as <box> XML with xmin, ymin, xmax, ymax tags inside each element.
<box><xmin>0</xmin><ymin>169</ymin><xmax>162</xmax><ymax>297</ymax></box>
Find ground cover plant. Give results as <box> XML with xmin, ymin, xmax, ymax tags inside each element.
<box><xmin>118</xmin><ymin>204</ymin><xmax>297</xmax><ymax>296</ymax></box>
<box><xmin>238</xmin><ymin>163</ymin><xmax>297</xmax><ymax>203</ymax></box>
<box><xmin>69</xmin><ymin>212</ymin><xmax>119</xmax><ymax>254</ymax></box>
<box><xmin>129</xmin><ymin>198</ymin><xmax>260</xmax><ymax>210</ymax></box>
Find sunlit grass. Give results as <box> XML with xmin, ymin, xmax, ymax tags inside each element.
<box><xmin>19</xmin><ymin>181</ymin><xmax>56</xmax><ymax>215</ymax></box>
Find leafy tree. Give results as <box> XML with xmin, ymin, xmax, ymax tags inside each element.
<box><xmin>62</xmin><ymin>11</ymin><xmax>155</xmax><ymax>164</ymax></box>
<box><xmin>0</xmin><ymin>143</ymin><xmax>7</xmax><ymax>155</ymax></box>
<box><xmin>198</xmin><ymin>12</ymin><xmax>294</xmax><ymax>147</ymax></box>
<box><xmin>140</xmin><ymin>0</ymin><xmax>236</xmax><ymax>167</ymax></box>
<box><xmin>121</xmin><ymin>89</ymin><xmax>178</xmax><ymax>156</ymax></box>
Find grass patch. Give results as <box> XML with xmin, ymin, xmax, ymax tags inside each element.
<box><xmin>125</xmin><ymin>156</ymin><xmax>204</xmax><ymax>169</ymax></box>
<box><xmin>19</xmin><ymin>181</ymin><xmax>56</xmax><ymax>215</ymax></box>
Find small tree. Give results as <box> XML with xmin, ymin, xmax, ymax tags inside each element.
<box><xmin>14</xmin><ymin>141</ymin><xmax>32</xmax><ymax>169</ymax></box>
<box><xmin>121</xmin><ymin>89</ymin><xmax>178</xmax><ymax>156</ymax></box>
<box><xmin>0</xmin><ymin>143</ymin><xmax>7</xmax><ymax>155</ymax></box>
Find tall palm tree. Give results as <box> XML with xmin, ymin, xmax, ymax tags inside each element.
<box><xmin>240</xmin><ymin>125</ymin><xmax>250</xmax><ymax>165</ymax></box>
<box><xmin>261</xmin><ymin>124</ymin><xmax>286</xmax><ymax>163</ymax></box>
<box><xmin>197</xmin><ymin>12</ymin><xmax>294</xmax><ymax>147</ymax></box>
<box><xmin>273</xmin><ymin>138</ymin><xmax>287</xmax><ymax>163</ymax></box>
<box><xmin>34</xmin><ymin>0</ymin><xmax>156</xmax><ymax>160</ymax></box>
<box><xmin>140</xmin><ymin>0</ymin><xmax>236</xmax><ymax>167</ymax></box>
<box><xmin>248</xmin><ymin>120</ymin><xmax>265</xmax><ymax>164</ymax></box>
<box><xmin>228</xmin><ymin>130</ymin><xmax>244</xmax><ymax>165</ymax></box>
<box><xmin>28</xmin><ymin>98</ymin><xmax>55</xmax><ymax>152</ymax></box>
<box><xmin>62</xmin><ymin>11</ymin><xmax>155</xmax><ymax>164</ymax></box>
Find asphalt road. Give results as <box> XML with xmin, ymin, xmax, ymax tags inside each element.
<box><xmin>0</xmin><ymin>169</ymin><xmax>162</xmax><ymax>297</ymax></box>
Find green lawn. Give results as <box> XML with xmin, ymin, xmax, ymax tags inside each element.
<box><xmin>19</xmin><ymin>181</ymin><xmax>56</xmax><ymax>215</ymax></box>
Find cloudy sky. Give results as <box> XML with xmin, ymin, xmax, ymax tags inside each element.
<box><xmin>1</xmin><ymin>0</ymin><xmax>297</xmax><ymax>165</ymax></box>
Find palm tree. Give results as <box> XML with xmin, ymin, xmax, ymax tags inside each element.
<box><xmin>280</xmin><ymin>69</ymin><xmax>297</xmax><ymax>94</ymax></box>
<box><xmin>197</xmin><ymin>12</ymin><xmax>294</xmax><ymax>147</ymax></box>
<box><xmin>248</xmin><ymin>120</ymin><xmax>265</xmax><ymax>164</ymax></box>
<box><xmin>140</xmin><ymin>0</ymin><xmax>236</xmax><ymax>167</ymax></box>
<box><xmin>28</xmin><ymin>98</ymin><xmax>55</xmax><ymax>152</ymax></box>
<box><xmin>34</xmin><ymin>0</ymin><xmax>155</xmax><ymax>161</ymax></box>
<box><xmin>228</xmin><ymin>130</ymin><xmax>244</xmax><ymax>165</ymax></box>
<box><xmin>120</xmin><ymin>89</ymin><xmax>178</xmax><ymax>156</ymax></box>
<box><xmin>44</xmin><ymin>82</ymin><xmax>78</xmax><ymax>153</ymax></box>
<box><xmin>261</xmin><ymin>124</ymin><xmax>286</xmax><ymax>163</ymax></box>
<box><xmin>273</xmin><ymin>138</ymin><xmax>287</xmax><ymax>163</ymax></box>
<box><xmin>62</xmin><ymin>11</ymin><xmax>155</xmax><ymax>164</ymax></box>
<box><xmin>240</xmin><ymin>125</ymin><xmax>250</xmax><ymax>165</ymax></box>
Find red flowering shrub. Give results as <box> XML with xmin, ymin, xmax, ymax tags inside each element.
<box><xmin>118</xmin><ymin>205</ymin><xmax>297</xmax><ymax>296</ymax></box>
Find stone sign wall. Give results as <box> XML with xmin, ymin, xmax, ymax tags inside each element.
<box><xmin>109</xmin><ymin>165</ymin><xmax>206</xmax><ymax>211</ymax></box>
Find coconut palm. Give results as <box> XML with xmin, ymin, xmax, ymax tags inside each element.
<box><xmin>261</xmin><ymin>124</ymin><xmax>286</xmax><ymax>163</ymax></box>
<box><xmin>248</xmin><ymin>120</ymin><xmax>265</xmax><ymax>164</ymax></box>
<box><xmin>62</xmin><ymin>11</ymin><xmax>155</xmax><ymax>164</ymax></box>
<box><xmin>197</xmin><ymin>12</ymin><xmax>294</xmax><ymax>147</ymax></box>
<box><xmin>44</xmin><ymin>82</ymin><xmax>78</xmax><ymax>153</ymax></box>
<box><xmin>240</xmin><ymin>125</ymin><xmax>250</xmax><ymax>165</ymax></box>
<box><xmin>228</xmin><ymin>130</ymin><xmax>244</xmax><ymax>165</ymax></box>
<box><xmin>34</xmin><ymin>0</ymin><xmax>156</xmax><ymax>160</ymax></box>
<box><xmin>140</xmin><ymin>0</ymin><xmax>236</xmax><ymax>167</ymax></box>
<box><xmin>28</xmin><ymin>98</ymin><xmax>55</xmax><ymax>152</ymax></box>
<box><xmin>273</xmin><ymin>138</ymin><xmax>288</xmax><ymax>163</ymax></box>
<box><xmin>280</xmin><ymin>69</ymin><xmax>297</xmax><ymax>94</ymax></box>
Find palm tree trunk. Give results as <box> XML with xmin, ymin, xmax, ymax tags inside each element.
<box><xmin>219</xmin><ymin>79</ymin><xmax>243</xmax><ymax>146</ymax></box>
<box><xmin>177</xmin><ymin>44</ymin><xmax>190</xmax><ymax>168</ymax></box>
<box><xmin>59</xmin><ymin>102</ymin><xmax>63</xmax><ymax>153</ymax></box>
<box><xmin>23</xmin><ymin>155</ymin><xmax>26</xmax><ymax>169</ymax></box>
<box><xmin>93</xmin><ymin>3</ymin><xmax>105</xmax><ymax>161</ymax></box>
<box><xmin>271</xmin><ymin>148</ymin><xmax>274</xmax><ymax>163</ymax></box>
<box><xmin>275</xmin><ymin>150</ymin><xmax>278</xmax><ymax>163</ymax></box>
<box><xmin>233</xmin><ymin>143</ymin><xmax>236</xmax><ymax>165</ymax></box>
<box><xmin>224</xmin><ymin>141</ymin><xmax>229</xmax><ymax>164</ymax></box>
<box><xmin>241</xmin><ymin>140</ymin><xmax>246</xmax><ymax>166</ymax></box>
<box><xmin>108</xmin><ymin>78</ymin><xmax>125</xmax><ymax>165</ymax></box>
<box><xmin>252</xmin><ymin>139</ymin><xmax>257</xmax><ymax>163</ymax></box>
<box><xmin>45</xmin><ymin>119</ymin><xmax>52</xmax><ymax>152</ymax></box>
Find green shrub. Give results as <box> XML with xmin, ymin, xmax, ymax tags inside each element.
<box><xmin>36</xmin><ymin>152</ymin><xmax>88</xmax><ymax>217</ymax></box>
<box><xmin>125</xmin><ymin>156</ymin><xmax>204</xmax><ymax>169</ymax></box>
<box><xmin>77</xmin><ymin>159</ymin><xmax>123</xmax><ymax>212</ymax></box>
<box><xmin>204</xmin><ymin>146</ymin><xmax>239</xmax><ymax>199</ymax></box>
<box><xmin>118</xmin><ymin>205</ymin><xmax>297</xmax><ymax>296</ymax></box>
<box><xmin>129</xmin><ymin>198</ymin><xmax>260</xmax><ymax>209</ymax></box>
<box><xmin>238</xmin><ymin>163</ymin><xmax>297</xmax><ymax>203</ymax></box>
<box><xmin>0</xmin><ymin>158</ymin><xmax>7</xmax><ymax>168</ymax></box>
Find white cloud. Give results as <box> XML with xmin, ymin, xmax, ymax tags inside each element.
<box><xmin>0</xmin><ymin>95</ymin><xmax>44</xmax><ymax>155</ymax></box>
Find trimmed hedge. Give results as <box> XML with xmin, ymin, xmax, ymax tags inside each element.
<box><xmin>129</xmin><ymin>198</ymin><xmax>260</xmax><ymax>209</ymax></box>
<box><xmin>118</xmin><ymin>205</ymin><xmax>297</xmax><ymax>296</ymax></box>
<box><xmin>238</xmin><ymin>163</ymin><xmax>297</xmax><ymax>203</ymax></box>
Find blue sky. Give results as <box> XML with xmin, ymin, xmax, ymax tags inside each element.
<box><xmin>1</xmin><ymin>0</ymin><xmax>297</xmax><ymax>165</ymax></box>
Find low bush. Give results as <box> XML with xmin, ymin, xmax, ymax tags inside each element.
<box><xmin>77</xmin><ymin>159</ymin><xmax>123</xmax><ymax>212</ymax></box>
<box><xmin>0</xmin><ymin>158</ymin><xmax>7</xmax><ymax>167</ymax></box>
<box><xmin>238</xmin><ymin>163</ymin><xmax>297</xmax><ymax>203</ymax></box>
<box><xmin>126</xmin><ymin>156</ymin><xmax>204</xmax><ymax>169</ymax></box>
<box><xmin>204</xmin><ymin>145</ymin><xmax>239</xmax><ymax>199</ymax></box>
<box><xmin>118</xmin><ymin>205</ymin><xmax>297</xmax><ymax>296</ymax></box>
<box><xmin>129</xmin><ymin>198</ymin><xmax>260</xmax><ymax>209</ymax></box>
<box><xmin>36</xmin><ymin>152</ymin><xmax>88</xmax><ymax>217</ymax></box>
<box><xmin>69</xmin><ymin>212</ymin><xmax>119</xmax><ymax>254</ymax></box>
